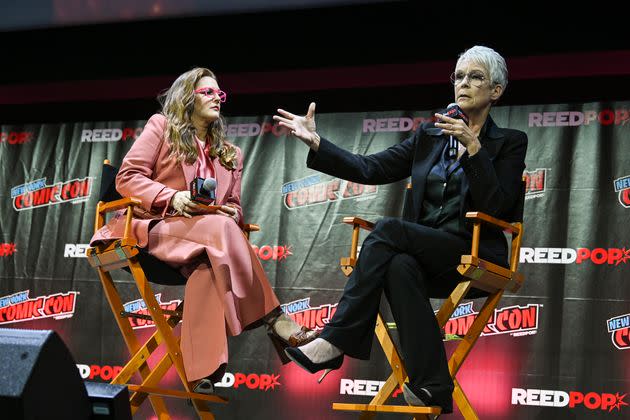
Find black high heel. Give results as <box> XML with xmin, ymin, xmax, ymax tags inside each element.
<box><xmin>402</xmin><ymin>384</ymin><xmax>445</xmax><ymax>419</ymax></box>
<box><xmin>284</xmin><ymin>347</ymin><xmax>344</xmax><ymax>383</ymax></box>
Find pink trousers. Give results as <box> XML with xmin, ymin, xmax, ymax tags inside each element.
<box><xmin>147</xmin><ymin>214</ymin><xmax>280</xmax><ymax>381</ymax></box>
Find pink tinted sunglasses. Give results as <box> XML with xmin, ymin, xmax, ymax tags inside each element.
<box><xmin>194</xmin><ymin>87</ymin><xmax>227</xmax><ymax>103</ymax></box>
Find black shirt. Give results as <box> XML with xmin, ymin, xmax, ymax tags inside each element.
<box><xmin>417</xmin><ymin>141</ymin><xmax>467</xmax><ymax>237</ymax></box>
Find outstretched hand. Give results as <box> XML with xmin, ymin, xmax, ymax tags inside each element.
<box><xmin>273</xmin><ymin>102</ymin><xmax>320</xmax><ymax>151</ymax></box>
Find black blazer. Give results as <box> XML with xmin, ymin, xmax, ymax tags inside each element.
<box><xmin>306</xmin><ymin>115</ymin><xmax>528</xmax><ymax>262</ymax></box>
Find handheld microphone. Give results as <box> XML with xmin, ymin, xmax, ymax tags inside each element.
<box><xmin>190</xmin><ymin>177</ymin><xmax>217</xmax><ymax>205</ymax></box>
<box><xmin>443</xmin><ymin>103</ymin><xmax>469</xmax><ymax>158</ymax></box>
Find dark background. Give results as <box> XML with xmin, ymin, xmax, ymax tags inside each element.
<box><xmin>1</xmin><ymin>1</ymin><xmax>629</xmax><ymax>123</ymax></box>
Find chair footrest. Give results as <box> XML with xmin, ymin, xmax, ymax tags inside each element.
<box><xmin>120</xmin><ymin>310</ymin><xmax>183</xmax><ymax>321</ymax></box>
<box><xmin>332</xmin><ymin>403</ymin><xmax>441</xmax><ymax>414</ymax></box>
<box><xmin>127</xmin><ymin>385</ymin><xmax>228</xmax><ymax>404</ymax></box>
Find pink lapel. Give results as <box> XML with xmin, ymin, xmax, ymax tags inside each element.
<box><xmin>181</xmin><ymin>162</ymin><xmax>197</xmax><ymax>190</ymax></box>
<box><xmin>214</xmin><ymin>161</ymin><xmax>231</xmax><ymax>205</ymax></box>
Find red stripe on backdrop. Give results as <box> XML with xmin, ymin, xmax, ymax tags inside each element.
<box><xmin>0</xmin><ymin>50</ymin><xmax>629</xmax><ymax>105</ymax></box>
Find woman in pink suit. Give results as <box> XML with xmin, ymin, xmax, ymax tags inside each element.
<box><xmin>90</xmin><ymin>67</ymin><xmax>317</xmax><ymax>394</ymax></box>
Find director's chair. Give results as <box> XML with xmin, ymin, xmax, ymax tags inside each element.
<box><xmin>332</xmin><ymin>181</ymin><xmax>526</xmax><ymax>419</ymax></box>
<box><xmin>86</xmin><ymin>160</ymin><xmax>260</xmax><ymax>419</ymax></box>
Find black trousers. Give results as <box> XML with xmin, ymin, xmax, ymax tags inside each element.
<box><xmin>319</xmin><ymin>217</ymin><xmax>505</xmax><ymax>407</ymax></box>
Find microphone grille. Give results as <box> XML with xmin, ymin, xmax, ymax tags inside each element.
<box><xmin>202</xmin><ymin>177</ymin><xmax>217</xmax><ymax>191</ymax></box>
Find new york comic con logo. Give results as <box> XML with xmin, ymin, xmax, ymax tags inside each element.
<box><xmin>281</xmin><ymin>298</ymin><xmax>338</xmax><ymax>331</ymax></box>
<box><xmin>607</xmin><ymin>313</ymin><xmax>630</xmax><ymax>350</ymax></box>
<box><xmin>122</xmin><ymin>294</ymin><xmax>182</xmax><ymax>330</ymax></box>
<box><xmin>0</xmin><ymin>290</ymin><xmax>78</xmax><ymax>325</ymax></box>
<box><xmin>614</xmin><ymin>175</ymin><xmax>630</xmax><ymax>208</ymax></box>
<box><xmin>282</xmin><ymin>175</ymin><xmax>377</xmax><ymax>209</ymax></box>
<box><xmin>11</xmin><ymin>177</ymin><xmax>92</xmax><ymax>211</ymax></box>
<box><xmin>441</xmin><ymin>302</ymin><xmax>541</xmax><ymax>337</ymax></box>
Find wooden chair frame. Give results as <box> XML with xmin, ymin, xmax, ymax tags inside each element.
<box><xmin>332</xmin><ymin>206</ymin><xmax>524</xmax><ymax>420</ymax></box>
<box><xmin>86</xmin><ymin>160</ymin><xmax>260</xmax><ymax>419</ymax></box>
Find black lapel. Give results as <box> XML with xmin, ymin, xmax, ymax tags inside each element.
<box><xmin>458</xmin><ymin>115</ymin><xmax>506</xmax><ymax>216</ymax></box>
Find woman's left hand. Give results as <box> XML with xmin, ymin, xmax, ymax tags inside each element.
<box><xmin>216</xmin><ymin>204</ymin><xmax>239</xmax><ymax>223</ymax></box>
<box><xmin>434</xmin><ymin>112</ymin><xmax>481</xmax><ymax>154</ymax></box>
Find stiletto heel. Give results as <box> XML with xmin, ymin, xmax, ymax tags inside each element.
<box><xmin>267</xmin><ymin>332</ymin><xmax>291</xmax><ymax>364</ymax></box>
<box><xmin>318</xmin><ymin>368</ymin><xmax>333</xmax><ymax>383</ymax></box>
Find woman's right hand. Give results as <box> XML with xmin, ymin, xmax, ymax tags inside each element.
<box><xmin>273</xmin><ymin>102</ymin><xmax>320</xmax><ymax>151</ymax></box>
<box><xmin>170</xmin><ymin>191</ymin><xmax>200</xmax><ymax>218</ymax></box>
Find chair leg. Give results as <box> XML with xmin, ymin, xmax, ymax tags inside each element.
<box><xmin>448</xmin><ymin>291</ymin><xmax>503</xmax><ymax>377</ymax></box>
<box><xmin>121</xmin><ymin>306</ymin><xmax>184</xmax><ymax>410</ymax></box>
<box><xmin>129</xmin><ymin>350</ymin><xmax>175</xmax><ymax>411</ymax></box>
<box><xmin>129</xmin><ymin>260</ymin><xmax>190</xmax><ymax>386</ymax></box>
<box><xmin>453</xmin><ymin>378</ymin><xmax>478</xmax><ymax>420</ymax></box>
<box><xmin>374</xmin><ymin>312</ymin><xmax>408</xmax><ymax>385</ymax></box>
<box><xmin>115</xmin><ymin>302</ymin><xmax>182</xmax><ymax>385</ymax></box>
<box><xmin>446</xmin><ymin>291</ymin><xmax>503</xmax><ymax>419</ymax></box>
<box><xmin>97</xmin><ymin>268</ymin><xmax>171</xmax><ymax>417</ymax></box>
<box><xmin>357</xmin><ymin>313</ymin><xmax>406</xmax><ymax>419</ymax></box>
<box><xmin>436</xmin><ymin>280</ymin><xmax>472</xmax><ymax>329</ymax></box>
<box><xmin>128</xmin><ymin>261</ymin><xmax>218</xmax><ymax>419</ymax></box>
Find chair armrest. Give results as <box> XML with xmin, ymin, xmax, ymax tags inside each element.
<box><xmin>99</xmin><ymin>197</ymin><xmax>143</xmax><ymax>214</ymax></box>
<box><xmin>465</xmin><ymin>212</ymin><xmax>521</xmax><ymax>235</ymax></box>
<box><xmin>340</xmin><ymin>216</ymin><xmax>376</xmax><ymax>276</ymax></box>
<box><xmin>244</xmin><ymin>224</ymin><xmax>260</xmax><ymax>233</ymax></box>
<box><xmin>342</xmin><ymin>216</ymin><xmax>375</xmax><ymax>231</ymax></box>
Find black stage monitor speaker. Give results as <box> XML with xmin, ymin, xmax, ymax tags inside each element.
<box><xmin>85</xmin><ymin>382</ymin><xmax>132</xmax><ymax>420</ymax></box>
<box><xmin>0</xmin><ymin>328</ymin><xmax>90</xmax><ymax>419</ymax></box>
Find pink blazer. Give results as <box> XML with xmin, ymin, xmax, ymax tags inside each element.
<box><xmin>91</xmin><ymin>114</ymin><xmax>244</xmax><ymax>247</ymax></box>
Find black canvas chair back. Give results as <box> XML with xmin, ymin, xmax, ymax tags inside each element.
<box><xmin>99</xmin><ymin>161</ymin><xmax>186</xmax><ymax>286</ymax></box>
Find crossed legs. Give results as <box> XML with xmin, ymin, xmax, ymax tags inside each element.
<box><xmin>301</xmin><ymin>217</ymin><xmax>504</xmax><ymax>411</ymax></box>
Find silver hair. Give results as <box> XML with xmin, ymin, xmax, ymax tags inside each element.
<box><xmin>457</xmin><ymin>45</ymin><xmax>508</xmax><ymax>90</ymax></box>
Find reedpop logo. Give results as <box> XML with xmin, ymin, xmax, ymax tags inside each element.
<box><xmin>0</xmin><ymin>243</ymin><xmax>17</xmax><ymax>257</ymax></box>
<box><xmin>1</xmin><ymin>131</ymin><xmax>33</xmax><ymax>144</ymax></box>
<box><xmin>80</xmin><ymin>127</ymin><xmax>143</xmax><ymax>142</ymax></box>
<box><xmin>251</xmin><ymin>244</ymin><xmax>293</xmax><ymax>261</ymax></box>
<box><xmin>512</xmin><ymin>388</ymin><xmax>628</xmax><ymax>412</ymax></box>
<box><xmin>528</xmin><ymin>109</ymin><xmax>630</xmax><ymax>127</ymax></box>
<box><xmin>520</xmin><ymin>247</ymin><xmax>630</xmax><ymax>265</ymax></box>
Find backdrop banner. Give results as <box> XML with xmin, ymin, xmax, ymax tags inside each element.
<box><xmin>1</xmin><ymin>102</ymin><xmax>629</xmax><ymax>419</ymax></box>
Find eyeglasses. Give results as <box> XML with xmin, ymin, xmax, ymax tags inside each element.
<box><xmin>449</xmin><ymin>71</ymin><xmax>488</xmax><ymax>87</ymax></box>
<box><xmin>194</xmin><ymin>87</ymin><xmax>227</xmax><ymax>102</ymax></box>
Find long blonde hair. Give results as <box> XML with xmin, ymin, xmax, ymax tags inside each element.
<box><xmin>158</xmin><ymin>67</ymin><xmax>233</xmax><ymax>166</ymax></box>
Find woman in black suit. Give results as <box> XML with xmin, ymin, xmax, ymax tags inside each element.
<box><xmin>273</xmin><ymin>45</ymin><xmax>527</xmax><ymax>414</ymax></box>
